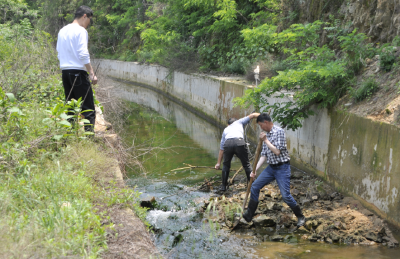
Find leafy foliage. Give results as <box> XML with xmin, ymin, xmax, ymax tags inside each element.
<box><xmin>0</xmin><ymin>18</ymin><xmax>147</xmax><ymax>257</ymax></box>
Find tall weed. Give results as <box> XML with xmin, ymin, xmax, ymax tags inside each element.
<box><xmin>0</xmin><ymin>20</ymin><xmax>147</xmax><ymax>258</ymax></box>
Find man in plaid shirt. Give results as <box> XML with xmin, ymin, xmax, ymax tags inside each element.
<box><xmin>243</xmin><ymin>113</ymin><xmax>306</xmax><ymax>228</ymax></box>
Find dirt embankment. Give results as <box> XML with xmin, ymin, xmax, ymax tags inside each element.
<box><xmin>337</xmin><ymin>52</ymin><xmax>400</xmax><ymax>125</ymax></box>
<box><xmin>199</xmin><ymin>171</ymin><xmax>399</xmax><ymax>247</ymax></box>
<box><xmin>94</xmin><ymin>108</ymin><xmax>161</xmax><ymax>259</ymax></box>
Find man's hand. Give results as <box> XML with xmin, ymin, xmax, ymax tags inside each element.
<box><xmin>215</xmin><ymin>163</ymin><xmax>221</xmax><ymax>170</ymax></box>
<box><xmin>250</xmin><ymin>172</ymin><xmax>256</xmax><ymax>178</ymax></box>
<box><xmin>259</xmin><ymin>132</ymin><xmax>266</xmax><ymax>141</ymax></box>
<box><xmin>90</xmin><ymin>74</ymin><xmax>98</xmax><ymax>85</ymax></box>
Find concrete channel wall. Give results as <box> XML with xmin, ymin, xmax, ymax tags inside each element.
<box><xmin>96</xmin><ymin>59</ymin><xmax>400</xmax><ymax>228</ymax></box>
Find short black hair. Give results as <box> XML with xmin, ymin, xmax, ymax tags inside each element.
<box><xmin>228</xmin><ymin>118</ymin><xmax>236</xmax><ymax>125</ymax></box>
<box><xmin>74</xmin><ymin>6</ymin><xmax>93</xmax><ymax>19</ymax></box>
<box><xmin>256</xmin><ymin>113</ymin><xmax>272</xmax><ymax>123</ymax></box>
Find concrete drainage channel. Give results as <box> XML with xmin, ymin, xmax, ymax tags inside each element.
<box><xmin>109</xmin><ymin>79</ymin><xmax>400</xmax><ymax>258</ymax></box>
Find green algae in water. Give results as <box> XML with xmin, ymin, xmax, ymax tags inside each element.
<box><xmin>121</xmin><ymin>102</ymin><xmax>223</xmax><ymax>185</ymax></box>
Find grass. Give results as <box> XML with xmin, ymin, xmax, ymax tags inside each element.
<box><xmin>353</xmin><ymin>78</ymin><xmax>379</xmax><ymax>102</ymax></box>
<box><xmin>0</xmin><ymin>23</ymin><xmax>148</xmax><ymax>258</ymax></box>
<box><xmin>0</xmin><ymin>139</ymin><xmax>147</xmax><ymax>258</ymax></box>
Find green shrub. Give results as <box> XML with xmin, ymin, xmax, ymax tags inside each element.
<box><xmin>379</xmin><ymin>45</ymin><xmax>397</xmax><ymax>72</ymax></box>
<box><xmin>353</xmin><ymin>78</ymin><xmax>379</xmax><ymax>101</ymax></box>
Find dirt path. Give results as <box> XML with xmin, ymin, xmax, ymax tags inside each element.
<box><xmin>199</xmin><ymin>170</ymin><xmax>399</xmax><ymax>247</ymax></box>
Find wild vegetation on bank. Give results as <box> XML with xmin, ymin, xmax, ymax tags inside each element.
<box><xmin>0</xmin><ymin>2</ymin><xmax>147</xmax><ymax>257</ymax></box>
<box><xmin>18</xmin><ymin>0</ymin><xmax>400</xmax><ymax>130</ymax></box>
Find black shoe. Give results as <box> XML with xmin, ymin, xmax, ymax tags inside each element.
<box><xmin>291</xmin><ymin>204</ymin><xmax>306</xmax><ymax>227</ymax></box>
<box><xmin>218</xmin><ymin>185</ymin><xmax>227</xmax><ymax>192</ymax></box>
<box><xmin>242</xmin><ymin>199</ymin><xmax>259</xmax><ymax>222</ymax></box>
<box><xmin>219</xmin><ymin>170</ymin><xmax>229</xmax><ymax>192</ymax></box>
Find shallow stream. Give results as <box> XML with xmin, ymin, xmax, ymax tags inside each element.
<box><xmin>114</xmin><ymin>80</ymin><xmax>400</xmax><ymax>258</ymax></box>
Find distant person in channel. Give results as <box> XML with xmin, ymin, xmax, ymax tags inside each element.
<box><xmin>56</xmin><ymin>5</ymin><xmax>97</xmax><ymax>132</ymax></box>
<box><xmin>242</xmin><ymin>113</ymin><xmax>306</xmax><ymax>227</ymax></box>
<box><xmin>215</xmin><ymin>112</ymin><xmax>260</xmax><ymax>191</ymax></box>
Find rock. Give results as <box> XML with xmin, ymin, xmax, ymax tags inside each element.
<box><xmin>291</xmin><ymin>189</ymin><xmax>300</xmax><ymax>196</ymax></box>
<box><xmin>329</xmin><ymin>232</ymin><xmax>340</xmax><ymax>242</ymax></box>
<box><xmin>330</xmin><ymin>192</ymin><xmax>338</xmax><ymax>199</ymax></box>
<box><xmin>312</xmin><ymin>195</ymin><xmax>318</xmax><ymax>201</ymax></box>
<box><xmin>271</xmin><ymin>235</ymin><xmax>284</xmax><ymax>241</ymax></box>
<box><xmin>344</xmin><ymin>103</ymin><xmax>353</xmax><ymax>107</ymax></box>
<box><xmin>265</xmin><ymin>201</ymin><xmax>275</xmax><ymax>211</ymax></box>
<box><xmin>295</xmin><ymin>226</ymin><xmax>310</xmax><ymax>234</ymax></box>
<box><xmin>238</xmin><ymin>218</ymin><xmax>253</xmax><ymax>229</ymax></box>
<box><xmin>279</xmin><ymin>214</ymin><xmax>293</xmax><ymax>228</ymax></box>
<box><xmin>284</xmin><ymin>235</ymin><xmax>295</xmax><ymax>241</ymax></box>
<box><xmin>365</xmin><ymin>232</ymin><xmax>381</xmax><ymax>243</ymax></box>
<box><xmin>305</xmin><ymin>221</ymin><xmax>314</xmax><ymax>230</ymax></box>
<box><xmin>271</xmin><ymin>192</ymin><xmax>279</xmax><ymax>199</ymax></box>
<box><xmin>334</xmin><ymin>221</ymin><xmax>345</xmax><ymax>230</ymax></box>
<box><xmin>326</xmin><ymin>237</ymin><xmax>333</xmax><ymax>244</ymax></box>
<box><xmin>301</xmin><ymin>198</ymin><xmax>311</xmax><ymax>206</ymax></box>
<box><xmin>315</xmin><ymin>224</ymin><xmax>325</xmax><ymax>234</ymax></box>
<box><xmin>312</xmin><ymin>220</ymin><xmax>319</xmax><ymax>228</ymax></box>
<box><xmin>263</xmin><ymin>235</ymin><xmax>270</xmax><ymax>242</ymax></box>
<box><xmin>141</xmin><ymin>196</ymin><xmax>156</xmax><ymax>208</ymax></box>
<box><xmin>291</xmin><ymin>171</ymin><xmax>303</xmax><ymax>179</ymax></box>
<box><xmin>252</xmin><ymin>215</ymin><xmax>276</xmax><ymax>227</ymax></box>
<box><xmin>273</xmin><ymin>203</ymin><xmax>283</xmax><ymax>211</ymax></box>
<box><xmin>361</xmin><ymin>209</ymin><xmax>374</xmax><ymax>216</ymax></box>
<box><xmin>226</xmin><ymin>220</ymin><xmax>233</xmax><ymax>228</ymax></box>
<box><xmin>308</xmin><ymin>234</ymin><xmax>318</xmax><ymax>242</ymax></box>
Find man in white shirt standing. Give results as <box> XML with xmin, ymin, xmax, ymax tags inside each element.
<box><xmin>57</xmin><ymin>6</ymin><xmax>98</xmax><ymax>132</ymax></box>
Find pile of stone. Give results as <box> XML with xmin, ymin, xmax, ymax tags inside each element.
<box><xmin>199</xmin><ymin>171</ymin><xmax>399</xmax><ymax>248</ymax></box>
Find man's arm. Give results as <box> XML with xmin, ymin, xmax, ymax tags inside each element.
<box><xmin>256</xmin><ymin>156</ymin><xmax>266</xmax><ymax>171</ymax></box>
<box><xmin>236</xmin><ymin>112</ymin><xmax>260</xmax><ymax>125</ymax></box>
<box><xmin>84</xmin><ymin>63</ymin><xmax>98</xmax><ymax>85</ymax></box>
<box><xmin>248</xmin><ymin>112</ymin><xmax>260</xmax><ymax>119</ymax></box>
<box><xmin>260</xmin><ymin>132</ymin><xmax>281</xmax><ymax>155</ymax></box>
<box><xmin>250</xmin><ymin>155</ymin><xmax>266</xmax><ymax>178</ymax></box>
<box><xmin>215</xmin><ymin>149</ymin><xmax>224</xmax><ymax>169</ymax></box>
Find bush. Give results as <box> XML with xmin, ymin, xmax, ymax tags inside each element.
<box><xmin>379</xmin><ymin>46</ymin><xmax>397</xmax><ymax>72</ymax></box>
<box><xmin>353</xmin><ymin>78</ymin><xmax>379</xmax><ymax>102</ymax></box>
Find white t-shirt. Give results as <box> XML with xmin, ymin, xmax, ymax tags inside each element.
<box><xmin>56</xmin><ymin>23</ymin><xmax>90</xmax><ymax>71</ymax></box>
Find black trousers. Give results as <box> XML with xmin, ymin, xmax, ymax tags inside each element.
<box><xmin>62</xmin><ymin>69</ymin><xmax>95</xmax><ymax>131</ymax></box>
<box><xmin>222</xmin><ymin>138</ymin><xmax>252</xmax><ymax>181</ymax></box>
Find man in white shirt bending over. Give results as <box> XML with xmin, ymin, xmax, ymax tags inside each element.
<box><xmin>215</xmin><ymin>113</ymin><xmax>260</xmax><ymax>191</ymax></box>
<box><xmin>57</xmin><ymin>5</ymin><xmax>98</xmax><ymax>132</ymax></box>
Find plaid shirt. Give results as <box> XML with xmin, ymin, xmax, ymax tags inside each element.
<box><xmin>261</xmin><ymin>125</ymin><xmax>290</xmax><ymax>164</ymax></box>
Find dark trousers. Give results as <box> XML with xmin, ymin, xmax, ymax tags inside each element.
<box><xmin>222</xmin><ymin>138</ymin><xmax>252</xmax><ymax>181</ymax></box>
<box><xmin>62</xmin><ymin>69</ymin><xmax>95</xmax><ymax>131</ymax></box>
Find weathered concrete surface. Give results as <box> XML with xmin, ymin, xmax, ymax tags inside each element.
<box><xmin>95</xmin><ymin>59</ymin><xmax>252</xmax><ymax>126</ymax></box>
<box><xmin>327</xmin><ymin>111</ymin><xmax>400</xmax><ymax>227</ymax></box>
<box><xmin>95</xmin><ymin>59</ymin><xmax>400</xmax><ymax>228</ymax></box>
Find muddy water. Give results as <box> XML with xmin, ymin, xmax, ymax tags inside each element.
<box><xmin>114</xmin><ymin>80</ymin><xmax>400</xmax><ymax>258</ymax></box>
